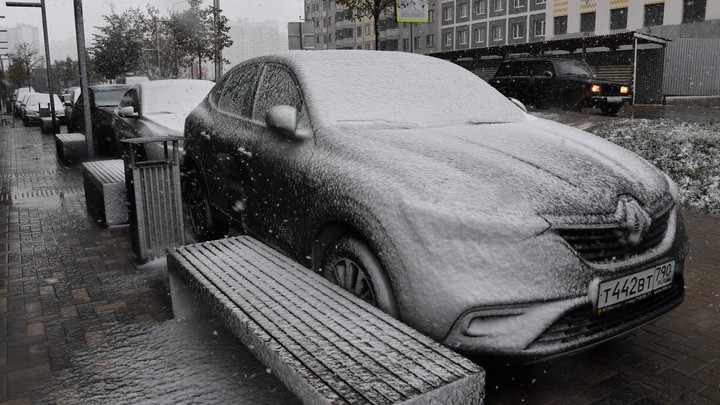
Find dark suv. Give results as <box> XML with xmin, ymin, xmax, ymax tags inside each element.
<box><xmin>488</xmin><ymin>58</ymin><xmax>631</xmax><ymax>115</ymax></box>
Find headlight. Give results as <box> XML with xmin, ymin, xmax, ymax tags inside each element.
<box><xmin>620</xmin><ymin>86</ymin><xmax>629</xmax><ymax>94</ymax></box>
<box><xmin>591</xmin><ymin>84</ymin><xmax>602</xmax><ymax>93</ymax></box>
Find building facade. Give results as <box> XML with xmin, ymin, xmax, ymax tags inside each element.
<box><xmin>4</xmin><ymin>24</ymin><xmax>41</xmax><ymax>53</ymax></box>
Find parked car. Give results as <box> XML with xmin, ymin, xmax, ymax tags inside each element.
<box><xmin>488</xmin><ymin>58</ymin><xmax>631</xmax><ymax>115</ymax></box>
<box><xmin>183</xmin><ymin>51</ymin><xmax>688</xmax><ymax>361</ymax></box>
<box><xmin>13</xmin><ymin>87</ymin><xmax>35</xmax><ymax>117</ymax></box>
<box><xmin>61</xmin><ymin>87</ymin><xmax>82</xmax><ymax>128</ymax></box>
<box><xmin>111</xmin><ymin>79</ymin><xmax>214</xmax><ymax>159</ymax></box>
<box><xmin>21</xmin><ymin>93</ymin><xmax>64</xmax><ymax>126</ymax></box>
<box><xmin>70</xmin><ymin>84</ymin><xmax>132</xmax><ymax>152</ymax></box>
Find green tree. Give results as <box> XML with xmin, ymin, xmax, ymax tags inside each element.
<box><xmin>7</xmin><ymin>42</ymin><xmax>44</xmax><ymax>89</ymax></box>
<box><xmin>90</xmin><ymin>8</ymin><xmax>147</xmax><ymax>80</ymax></box>
<box><xmin>54</xmin><ymin>57</ymin><xmax>79</xmax><ymax>89</ymax></box>
<box><xmin>170</xmin><ymin>0</ymin><xmax>232</xmax><ymax>79</ymax></box>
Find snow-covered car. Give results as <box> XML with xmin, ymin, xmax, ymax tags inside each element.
<box><xmin>183</xmin><ymin>51</ymin><xmax>689</xmax><ymax>361</ymax></box>
<box><xmin>13</xmin><ymin>87</ymin><xmax>35</xmax><ymax>117</ymax></box>
<box><xmin>111</xmin><ymin>79</ymin><xmax>215</xmax><ymax>160</ymax></box>
<box><xmin>21</xmin><ymin>93</ymin><xmax>64</xmax><ymax>126</ymax></box>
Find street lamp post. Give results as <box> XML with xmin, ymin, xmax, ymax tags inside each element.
<box><xmin>6</xmin><ymin>0</ymin><xmax>59</xmax><ymax>134</ymax></box>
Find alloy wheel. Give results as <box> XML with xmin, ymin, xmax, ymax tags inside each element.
<box><xmin>329</xmin><ymin>257</ymin><xmax>377</xmax><ymax>306</ymax></box>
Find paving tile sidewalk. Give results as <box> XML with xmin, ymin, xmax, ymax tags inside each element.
<box><xmin>0</xmin><ymin>122</ymin><xmax>176</xmax><ymax>402</ymax></box>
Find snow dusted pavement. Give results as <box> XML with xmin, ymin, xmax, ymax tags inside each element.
<box><xmin>1</xmin><ymin>105</ymin><xmax>719</xmax><ymax>404</ymax></box>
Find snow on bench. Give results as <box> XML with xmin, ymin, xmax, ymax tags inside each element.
<box><xmin>167</xmin><ymin>236</ymin><xmax>485</xmax><ymax>405</ymax></box>
<box><xmin>82</xmin><ymin>159</ymin><xmax>128</xmax><ymax>226</ymax></box>
<box><xmin>55</xmin><ymin>133</ymin><xmax>87</xmax><ymax>164</ymax></box>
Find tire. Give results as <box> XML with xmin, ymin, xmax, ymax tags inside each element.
<box><xmin>320</xmin><ymin>235</ymin><xmax>399</xmax><ymax>318</ymax></box>
<box><xmin>184</xmin><ymin>168</ymin><xmax>228</xmax><ymax>241</ymax></box>
<box><xmin>601</xmin><ymin>104</ymin><xmax>621</xmax><ymax>116</ymax></box>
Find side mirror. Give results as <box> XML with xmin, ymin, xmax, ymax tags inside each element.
<box><xmin>266</xmin><ymin>105</ymin><xmax>298</xmax><ymax>138</ymax></box>
<box><xmin>117</xmin><ymin>105</ymin><xmax>139</xmax><ymax>118</ymax></box>
<box><xmin>508</xmin><ymin>97</ymin><xmax>528</xmax><ymax>113</ymax></box>
<box><xmin>543</xmin><ymin>71</ymin><xmax>554</xmax><ymax>78</ymax></box>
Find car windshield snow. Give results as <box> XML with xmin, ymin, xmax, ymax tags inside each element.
<box><xmin>555</xmin><ymin>60</ymin><xmax>595</xmax><ymax>78</ymax></box>
<box><xmin>298</xmin><ymin>58</ymin><xmax>527</xmax><ymax>128</ymax></box>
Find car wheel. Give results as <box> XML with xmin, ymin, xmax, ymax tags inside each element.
<box><xmin>320</xmin><ymin>235</ymin><xmax>399</xmax><ymax>318</ymax></box>
<box><xmin>184</xmin><ymin>168</ymin><xmax>228</xmax><ymax>241</ymax></box>
<box><xmin>601</xmin><ymin>104</ymin><xmax>621</xmax><ymax>116</ymax></box>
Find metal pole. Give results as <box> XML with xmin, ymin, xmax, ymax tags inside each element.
<box><xmin>213</xmin><ymin>0</ymin><xmax>221</xmax><ymax>81</ymax></box>
<box><xmin>74</xmin><ymin>0</ymin><xmax>93</xmax><ymax>158</ymax></box>
<box><xmin>39</xmin><ymin>0</ymin><xmax>58</xmax><ymax>133</ymax></box>
<box><xmin>632</xmin><ymin>33</ymin><xmax>638</xmax><ymax>106</ymax></box>
<box><xmin>410</xmin><ymin>23</ymin><xmax>413</xmax><ymax>53</ymax></box>
<box><xmin>156</xmin><ymin>19</ymin><xmax>161</xmax><ymax>78</ymax></box>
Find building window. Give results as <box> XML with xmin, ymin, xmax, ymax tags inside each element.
<box><xmin>357</xmin><ymin>26</ymin><xmax>362</xmax><ymax>37</ymax></box>
<box><xmin>474</xmin><ymin>0</ymin><xmax>486</xmax><ymax>15</ymax></box>
<box><xmin>511</xmin><ymin>22</ymin><xmax>524</xmax><ymax>39</ymax></box>
<box><xmin>533</xmin><ymin>19</ymin><xmax>545</xmax><ymax>36</ymax></box>
<box><xmin>459</xmin><ymin>3</ymin><xmax>469</xmax><ymax>18</ymax></box>
<box><xmin>364</xmin><ymin>24</ymin><xmax>371</xmax><ymax>35</ymax></box>
<box><xmin>473</xmin><ymin>27</ymin><xmax>486</xmax><ymax>43</ymax></box>
<box><xmin>402</xmin><ymin>38</ymin><xmax>409</xmax><ymax>51</ymax></box>
<box><xmin>426</xmin><ymin>34</ymin><xmax>434</xmax><ymax>47</ymax></box>
<box><xmin>644</xmin><ymin>3</ymin><xmax>664</xmax><ymax>26</ymax></box>
<box><xmin>444</xmin><ymin>32</ymin><xmax>453</xmax><ymax>46</ymax></box>
<box><xmin>580</xmin><ymin>12</ymin><xmax>595</xmax><ymax>32</ymax></box>
<box><xmin>493</xmin><ymin>0</ymin><xmax>504</xmax><ymax>12</ymax></box>
<box><xmin>683</xmin><ymin>0</ymin><xmax>706</xmax><ymax>23</ymax></box>
<box><xmin>554</xmin><ymin>15</ymin><xmax>567</xmax><ymax>35</ymax></box>
<box><xmin>513</xmin><ymin>0</ymin><xmax>523</xmax><ymax>9</ymax></box>
<box><xmin>364</xmin><ymin>43</ymin><xmax>372</xmax><ymax>50</ymax></box>
<box><xmin>610</xmin><ymin>8</ymin><xmax>628</xmax><ymax>30</ymax></box>
<box><xmin>458</xmin><ymin>29</ymin><xmax>468</xmax><ymax>44</ymax></box>
<box><xmin>444</xmin><ymin>6</ymin><xmax>454</xmax><ymax>21</ymax></box>
<box><xmin>429</xmin><ymin>9</ymin><xmax>435</xmax><ymax>23</ymax></box>
<box><xmin>535</xmin><ymin>0</ymin><xmax>546</xmax><ymax>4</ymax></box>
<box><xmin>491</xmin><ymin>24</ymin><xmax>503</xmax><ymax>40</ymax></box>
<box><xmin>414</xmin><ymin>36</ymin><xmax>421</xmax><ymax>49</ymax></box>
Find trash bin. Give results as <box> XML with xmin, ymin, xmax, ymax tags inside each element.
<box><xmin>121</xmin><ymin>136</ymin><xmax>185</xmax><ymax>263</ymax></box>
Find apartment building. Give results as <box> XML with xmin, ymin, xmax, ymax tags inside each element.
<box><xmin>304</xmin><ymin>0</ymin><xmax>441</xmax><ymax>53</ymax></box>
<box><xmin>439</xmin><ymin>0</ymin><xmax>548</xmax><ymax>51</ymax></box>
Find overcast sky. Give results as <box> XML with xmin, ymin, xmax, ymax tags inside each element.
<box><xmin>1</xmin><ymin>0</ymin><xmax>304</xmax><ymax>54</ymax></box>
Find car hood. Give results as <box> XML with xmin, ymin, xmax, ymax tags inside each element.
<box><xmin>321</xmin><ymin>117</ymin><xmax>668</xmax><ymax>221</ymax></box>
<box><xmin>142</xmin><ymin>112</ymin><xmax>187</xmax><ymax>136</ymax></box>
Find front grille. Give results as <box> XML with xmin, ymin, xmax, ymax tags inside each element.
<box><xmin>556</xmin><ymin>204</ymin><xmax>672</xmax><ymax>262</ymax></box>
<box><xmin>528</xmin><ymin>283</ymin><xmax>683</xmax><ymax>349</ymax></box>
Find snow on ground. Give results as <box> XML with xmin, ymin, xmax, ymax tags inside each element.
<box><xmin>35</xmin><ymin>318</ymin><xmax>299</xmax><ymax>404</ymax></box>
<box><xmin>586</xmin><ymin>118</ymin><xmax>720</xmax><ymax>215</ymax></box>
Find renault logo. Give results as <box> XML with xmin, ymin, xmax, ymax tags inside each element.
<box><xmin>615</xmin><ymin>196</ymin><xmax>652</xmax><ymax>247</ymax></box>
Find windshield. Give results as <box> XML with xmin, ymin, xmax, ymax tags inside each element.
<box><xmin>554</xmin><ymin>60</ymin><xmax>595</xmax><ymax>77</ymax></box>
<box><xmin>142</xmin><ymin>82</ymin><xmax>215</xmax><ymax>115</ymax></box>
<box><xmin>94</xmin><ymin>89</ymin><xmax>129</xmax><ymax>107</ymax></box>
<box><xmin>299</xmin><ymin>56</ymin><xmax>525</xmax><ymax>128</ymax></box>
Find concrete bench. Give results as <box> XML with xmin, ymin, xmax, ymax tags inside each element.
<box><xmin>55</xmin><ymin>133</ymin><xmax>87</xmax><ymax>164</ymax></box>
<box><xmin>168</xmin><ymin>236</ymin><xmax>485</xmax><ymax>404</ymax></box>
<box><xmin>82</xmin><ymin>160</ymin><xmax>128</xmax><ymax>226</ymax></box>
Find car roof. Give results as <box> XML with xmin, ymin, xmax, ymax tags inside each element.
<box><xmin>132</xmin><ymin>79</ymin><xmax>214</xmax><ymax>90</ymax></box>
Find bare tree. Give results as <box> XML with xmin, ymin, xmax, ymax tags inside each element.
<box><xmin>7</xmin><ymin>42</ymin><xmax>44</xmax><ymax>89</ymax></box>
<box><xmin>336</xmin><ymin>0</ymin><xmax>396</xmax><ymax>51</ymax></box>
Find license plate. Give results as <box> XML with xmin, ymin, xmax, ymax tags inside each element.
<box><xmin>597</xmin><ymin>261</ymin><xmax>675</xmax><ymax>314</ymax></box>
<box><xmin>607</xmin><ymin>96</ymin><xmax>623</xmax><ymax>104</ymax></box>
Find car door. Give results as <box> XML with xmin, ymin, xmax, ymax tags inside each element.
<box><xmin>246</xmin><ymin>63</ymin><xmax>314</xmax><ymax>252</ymax></box>
<box><xmin>529</xmin><ymin>61</ymin><xmax>556</xmax><ymax>107</ymax></box>
<box><xmin>204</xmin><ymin>63</ymin><xmax>263</xmax><ymax>226</ymax></box>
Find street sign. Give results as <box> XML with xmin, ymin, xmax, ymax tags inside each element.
<box><xmin>397</xmin><ymin>0</ymin><xmax>428</xmax><ymax>23</ymax></box>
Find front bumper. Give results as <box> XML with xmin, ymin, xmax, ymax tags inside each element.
<box><xmin>586</xmin><ymin>94</ymin><xmax>631</xmax><ymax>108</ymax></box>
